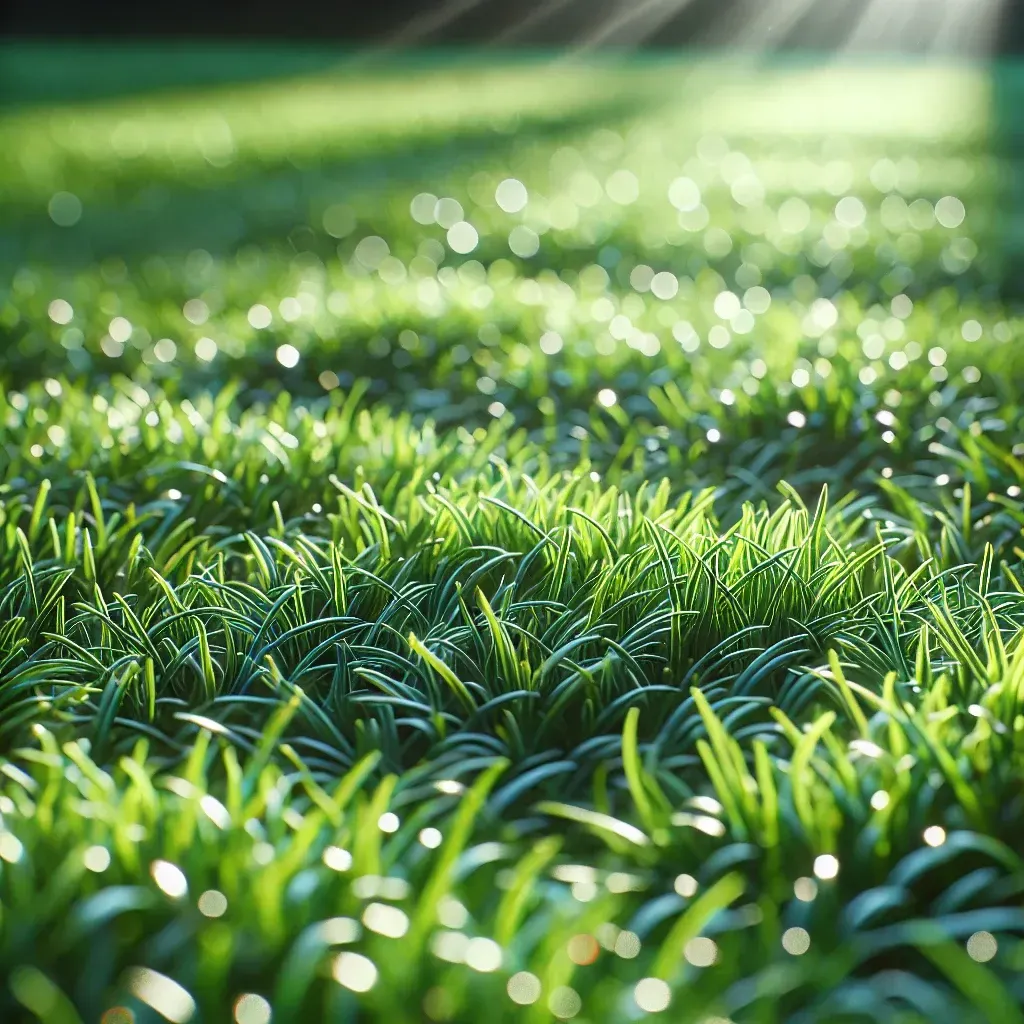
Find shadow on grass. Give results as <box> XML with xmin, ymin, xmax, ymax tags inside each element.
<box><xmin>0</xmin><ymin>42</ymin><xmax>355</xmax><ymax>110</ymax></box>
<box><xmin>990</xmin><ymin>61</ymin><xmax>1024</xmax><ymax>301</ymax></box>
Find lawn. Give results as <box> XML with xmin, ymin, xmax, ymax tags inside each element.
<box><xmin>2</xmin><ymin>45</ymin><xmax>1024</xmax><ymax>1023</ymax></box>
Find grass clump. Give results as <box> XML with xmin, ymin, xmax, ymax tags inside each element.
<box><xmin>2</xmin><ymin>47</ymin><xmax>1024</xmax><ymax>1022</ymax></box>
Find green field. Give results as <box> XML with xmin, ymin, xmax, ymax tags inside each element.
<box><xmin>4</xmin><ymin>47</ymin><xmax>1024</xmax><ymax>1022</ymax></box>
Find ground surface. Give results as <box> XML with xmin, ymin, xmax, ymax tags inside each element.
<box><xmin>3</xmin><ymin>46</ymin><xmax>1024</xmax><ymax>1023</ymax></box>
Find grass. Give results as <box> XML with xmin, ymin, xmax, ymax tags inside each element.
<box><xmin>2</xmin><ymin>46</ymin><xmax>1024</xmax><ymax>1022</ymax></box>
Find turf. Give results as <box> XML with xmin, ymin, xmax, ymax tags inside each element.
<box><xmin>3</xmin><ymin>48</ymin><xmax>1024</xmax><ymax>1023</ymax></box>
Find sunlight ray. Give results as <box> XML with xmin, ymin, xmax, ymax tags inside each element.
<box><xmin>491</xmin><ymin>0</ymin><xmax>579</xmax><ymax>44</ymax></box>
<box><xmin>568</xmin><ymin>0</ymin><xmax>699</xmax><ymax>53</ymax></box>
<box><xmin>733</xmin><ymin>0</ymin><xmax>826</xmax><ymax>51</ymax></box>
<box><xmin>379</xmin><ymin>0</ymin><xmax>493</xmax><ymax>49</ymax></box>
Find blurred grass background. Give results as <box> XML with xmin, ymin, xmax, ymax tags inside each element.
<box><xmin>0</xmin><ymin>46</ymin><xmax>1009</xmax><ymax>270</ymax></box>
